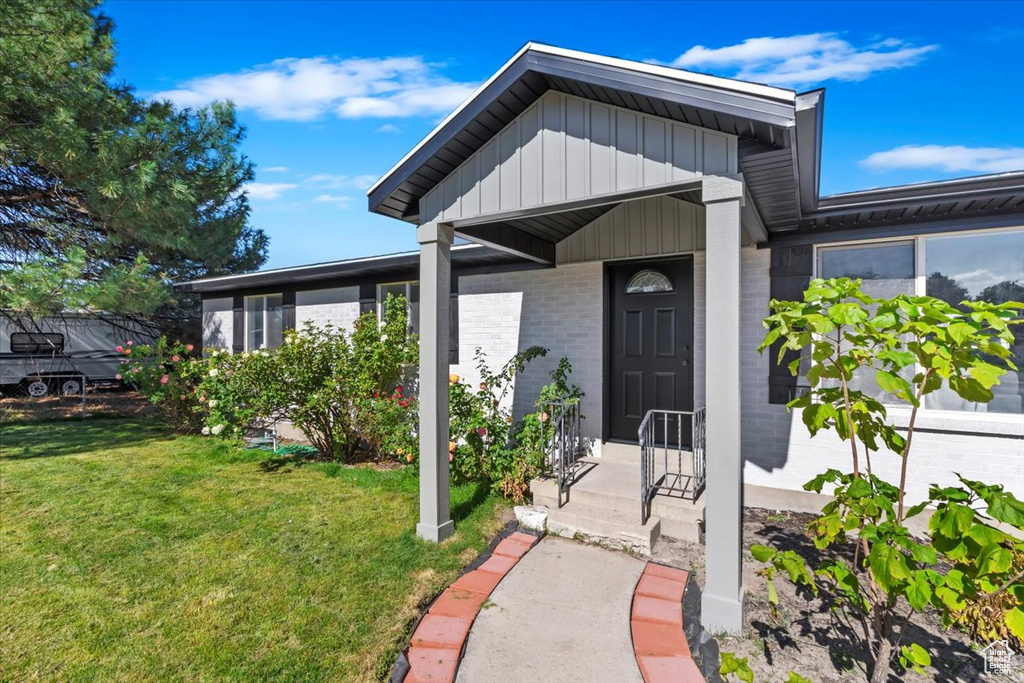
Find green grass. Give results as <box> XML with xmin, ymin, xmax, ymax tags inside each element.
<box><xmin>0</xmin><ymin>418</ymin><xmax>509</xmax><ymax>682</ymax></box>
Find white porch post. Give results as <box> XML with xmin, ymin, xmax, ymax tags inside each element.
<box><xmin>416</xmin><ymin>221</ymin><xmax>455</xmax><ymax>543</ymax></box>
<box><xmin>701</xmin><ymin>176</ymin><xmax>745</xmax><ymax>633</ymax></box>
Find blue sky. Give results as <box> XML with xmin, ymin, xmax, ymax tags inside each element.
<box><xmin>103</xmin><ymin>1</ymin><xmax>1024</xmax><ymax>269</ymax></box>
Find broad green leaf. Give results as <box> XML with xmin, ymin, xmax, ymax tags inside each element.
<box><xmin>751</xmin><ymin>544</ymin><xmax>777</xmax><ymax>563</ymax></box>
<box><xmin>947</xmin><ymin>321</ymin><xmax>976</xmax><ymax>344</ymax></box>
<box><xmin>869</xmin><ymin>543</ymin><xmax>910</xmax><ymax>593</ymax></box>
<box><xmin>1007</xmin><ymin>607</ymin><xmax>1024</xmax><ymax>641</ymax></box>
<box><xmin>787</xmin><ymin>674</ymin><xmax>813</xmax><ymax>683</ymax></box>
<box><xmin>828</xmin><ymin>302</ymin><xmax>868</xmax><ymax>325</ymax></box>
<box><xmin>767</xmin><ymin>580</ymin><xmax>779</xmax><ymax>606</ymax></box>
<box><xmin>905</xmin><ymin>573</ymin><xmax>933</xmax><ymax>611</ymax></box>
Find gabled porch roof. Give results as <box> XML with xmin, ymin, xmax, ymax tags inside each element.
<box><xmin>367</xmin><ymin>43</ymin><xmax>820</xmax><ymax>235</ymax></box>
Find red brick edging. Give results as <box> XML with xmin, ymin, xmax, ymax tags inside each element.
<box><xmin>404</xmin><ymin>531</ymin><xmax>540</xmax><ymax>683</ymax></box>
<box><xmin>630</xmin><ymin>562</ymin><xmax>705</xmax><ymax>683</ymax></box>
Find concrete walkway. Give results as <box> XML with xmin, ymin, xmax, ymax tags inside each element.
<box><xmin>456</xmin><ymin>537</ymin><xmax>646</xmax><ymax>683</ymax></box>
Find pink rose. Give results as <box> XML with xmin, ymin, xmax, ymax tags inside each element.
<box><xmin>160</xmin><ymin>375</ymin><xmax>169</xmax><ymax>385</ymax></box>
<box><xmin>186</xmin><ymin>344</ymin><xmax>194</xmax><ymax>352</ymax></box>
<box><xmin>127</xmin><ymin>340</ymin><xmax>134</xmax><ymax>346</ymax></box>
<box><xmin>180</xmin><ymin>394</ymin><xmax>186</xmax><ymax>400</ymax></box>
<box><xmin>115</xmin><ymin>373</ymin><xmax>122</xmax><ymax>380</ymax></box>
<box><xmin>199</xmin><ymin>396</ymin><xmax>206</xmax><ymax>402</ymax></box>
<box><xmin>477</xmin><ymin>427</ymin><xmax>487</xmax><ymax>437</ymax></box>
<box><xmin>171</xmin><ymin>355</ymin><xmax>179</xmax><ymax>362</ymax></box>
<box><xmin>448</xmin><ymin>453</ymin><xmax>454</xmax><ymax>462</ymax></box>
<box><xmin>116</xmin><ymin>345</ymin><xmax>123</xmax><ymax>353</ymax></box>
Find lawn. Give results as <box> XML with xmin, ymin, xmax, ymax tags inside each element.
<box><xmin>0</xmin><ymin>418</ymin><xmax>509</xmax><ymax>682</ymax></box>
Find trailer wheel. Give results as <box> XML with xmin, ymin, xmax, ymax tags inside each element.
<box><xmin>60</xmin><ymin>379</ymin><xmax>83</xmax><ymax>396</ymax></box>
<box><xmin>26</xmin><ymin>379</ymin><xmax>49</xmax><ymax>398</ymax></box>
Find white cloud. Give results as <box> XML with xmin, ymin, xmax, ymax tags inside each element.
<box><xmin>376</xmin><ymin>123</ymin><xmax>402</xmax><ymax>133</ymax></box>
<box><xmin>313</xmin><ymin>193</ymin><xmax>351</xmax><ymax>208</ymax></box>
<box><xmin>861</xmin><ymin>145</ymin><xmax>1024</xmax><ymax>174</ymax></box>
<box><xmin>243</xmin><ymin>182</ymin><xmax>297</xmax><ymax>200</ymax></box>
<box><xmin>152</xmin><ymin>56</ymin><xmax>478</xmax><ymax>121</ymax></box>
<box><xmin>666</xmin><ymin>33</ymin><xmax>938</xmax><ymax>87</ymax></box>
<box><xmin>305</xmin><ymin>173</ymin><xmax>378</xmax><ymax>190</ymax></box>
<box><xmin>262</xmin><ymin>166</ymin><xmax>290</xmax><ymax>173</ymax></box>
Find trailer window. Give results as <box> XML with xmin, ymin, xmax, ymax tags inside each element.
<box><xmin>10</xmin><ymin>332</ymin><xmax>65</xmax><ymax>354</ymax></box>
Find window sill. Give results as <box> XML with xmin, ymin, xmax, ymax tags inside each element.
<box><xmin>884</xmin><ymin>406</ymin><xmax>1024</xmax><ymax>438</ymax></box>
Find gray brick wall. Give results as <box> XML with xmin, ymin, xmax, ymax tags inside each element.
<box><xmin>296</xmin><ymin>287</ymin><xmax>361</xmax><ymax>331</ymax></box>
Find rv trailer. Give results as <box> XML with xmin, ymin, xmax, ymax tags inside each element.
<box><xmin>0</xmin><ymin>314</ymin><xmax>155</xmax><ymax>397</ymax></box>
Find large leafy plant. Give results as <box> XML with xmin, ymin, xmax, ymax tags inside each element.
<box><xmin>753</xmin><ymin>277</ymin><xmax>1024</xmax><ymax>683</ymax></box>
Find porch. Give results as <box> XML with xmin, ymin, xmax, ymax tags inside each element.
<box><xmin>368</xmin><ymin>44</ymin><xmax>815</xmax><ymax>634</ymax></box>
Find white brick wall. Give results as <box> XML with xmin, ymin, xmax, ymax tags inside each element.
<box><xmin>296</xmin><ymin>287</ymin><xmax>361</xmax><ymax>332</ymax></box>
<box><xmin>454</xmin><ymin>262</ymin><xmax>605</xmax><ymax>446</ymax></box>
<box><xmin>201</xmin><ymin>297</ymin><xmax>233</xmax><ymax>351</ymax></box>
<box><xmin>452</xmin><ymin>245</ymin><xmax>1022</xmax><ymax>504</ymax></box>
<box><xmin>738</xmin><ymin>247</ymin><xmax>1024</xmax><ymax>503</ymax></box>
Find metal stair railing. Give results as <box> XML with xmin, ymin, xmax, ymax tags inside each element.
<box><xmin>639</xmin><ymin>406</ymin><xmax>706</xmax><ymax>524</ymax></box>
<box><xmin>544</xmin><ymin>399</ymin><xmax>584</xmax><ymax>508</ymax></box>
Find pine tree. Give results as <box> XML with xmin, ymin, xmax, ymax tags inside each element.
<box><xmin>0</xmin><ymin>0</ymin><xmax>267</xmax><ymax>318</ymax></box>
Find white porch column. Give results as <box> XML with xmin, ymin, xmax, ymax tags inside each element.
<box><xmin>416</xmin><ymin>221</ymin><xmax>455</xmax><ymax>543</ymax></box>
<box><xmin>701</xmin><ymin>175</ymin><xmax>745</xmax><ymax>633</ymax></box>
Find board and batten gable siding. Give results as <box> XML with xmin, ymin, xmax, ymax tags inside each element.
<box><xmin>419</xmin><ymin>91</ymin><xmax>739</xmax><ymax>224</ymax></box>
<box><xmin>556</xmin><ymin>195</ymin><xmax>751</xmax><ymax>264</ymax></box>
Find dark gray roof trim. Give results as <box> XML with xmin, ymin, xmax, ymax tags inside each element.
<box><xmin>767</xmin><ymin>172</ymin><xmax>1024</xmax><ymax>246</ymax></box>
<box><xmin>368</xmin><ymin>44</ymin><xmax>803</xmax><ymax>224</ymax></box>
<box><xmin>175</xmin><ymin>244</ymin><xmax>530</xmax><ymax>294</ymax></box>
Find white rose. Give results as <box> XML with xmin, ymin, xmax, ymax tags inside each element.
<box><xmin>208</xmin><ymin>400</ymin><xmax>218</xmax><ymax>408</ymax></box>
<box><xmin>380</xmin><ymin>334</ymin><xmax>388</xmax><ymax>342</ymax></box>
<box><xmin>209</xmin><ymin>368</ymin><xmax>219</xmax><ymax>377</ymax></box>
<box><xmin>211</xmin><ymin>424</ymin><xmax>225</xmax><ymax>436</ymax></box>
<box><xmin>201</xmin><ymin>426</ymin><xmax>211</xmax><ymax>435</ymax></box>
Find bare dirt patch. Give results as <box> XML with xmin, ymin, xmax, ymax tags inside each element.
<box><xmin>652</xmin><ymin>508</ymin><xmax>1017</xmax><ymax>683</ymax></box>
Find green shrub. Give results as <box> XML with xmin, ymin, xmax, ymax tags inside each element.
<box><xmin>196</xmin><ymin>294</ymin><xmax>417</xmax><ymax>461</ymax></box>
<box><xmin>448</xmin><ymin>348</ymin><xmax>584</xmax><ymax>502</ymax></box>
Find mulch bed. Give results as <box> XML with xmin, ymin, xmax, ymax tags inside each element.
<box><xmin>652</xmin><ymin>507</ymin><xmax>1017</xmax><ymax>683</ymax></box>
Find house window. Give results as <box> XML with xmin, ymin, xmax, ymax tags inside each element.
<box><xmin>816</xmin><ymin>228</ymin><xmax>1024</xmax><ymax>414</ymax></box>
<box><xmin>626</xmin><ymin>269</ymin><xmax>674</xmax><ymax>294</ymax></box>
<box><xmin>244</xmin><ymin>294</ymin><xmax>283</xmax><ymax>350</ymax></box>
<box><xmin>378</xmin><ymin>281</ymin><xmax>420</xmax><ymax>335</ymax></box>
<box><xmin>924</xmin><ymin>230</ymin><xmax>1024</xmax><ymax>414</ymax></box>
<box><xmin>818</xmin><ymin>241</ymin><xmax>916</xmax><ymax>404</ymax></box>
<box><xmin>10</xmin><ymin>332</ymin><xmax>64</xmax><ymax>355</ymax></box>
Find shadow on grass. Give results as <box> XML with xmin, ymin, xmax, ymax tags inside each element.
<box><xmin>0</xmin><ymin>418</ymin><xmax>172</xmax><ymax>459</ymax></box>
<box><xmin>452</xmin><ymin>480</ymin><xmax>491</xmax><ymax>524</ymax></box>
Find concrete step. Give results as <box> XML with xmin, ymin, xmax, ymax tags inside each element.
<box><xmin>598</xmin><ymin>441</ymin><xmax>641</xmax><ymax>464</ymax></box>
<box><xmin>531</xmin><ymin>460</ymin><xmax>704</xmax><ymax>545</ymax></box>
<box><xmin>545</xmin><ymin>500</ymin><xmax>661</xmax><ymax>556</ymax></box>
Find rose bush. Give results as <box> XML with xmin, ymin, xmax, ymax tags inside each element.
<box><xmin>117</xmin><ymin>338</ymin><xmax>204</xmax><ymax>431</ymax></box>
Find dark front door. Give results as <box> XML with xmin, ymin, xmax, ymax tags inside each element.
<box><xmin>607</xmin><ymin>258</ymin><xmax>694</xmax><ymax>442</ymax></box>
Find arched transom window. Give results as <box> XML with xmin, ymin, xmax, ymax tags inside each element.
<box><xmin>625</xmin><ymin>269</ymin><xmax>673</xmax><ymax>294</ymax></box>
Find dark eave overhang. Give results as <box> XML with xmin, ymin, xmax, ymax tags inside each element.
<box><xmin>174</xmin><ymin>244</ymin><xmax>533</xmax><ymax>295</ymax></box>
<box><xmin>766</xmin><ymin>172</ymin><xmax>1024</xmax><ymax>247</ymax></box>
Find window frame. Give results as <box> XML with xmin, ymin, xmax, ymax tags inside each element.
<box><xmin>10</xmin><ymin>332</ymin><xmax>65</xmax><ymax>355</ymax></box>
<box><xmin>243</xmin><ymin>293</ymin><xmax>284</xmax><ymax>351</ymax></box>
<box><xmin>377</xmin><ymin>280</ymin><xmax>419</xmax><ymax>327</ymax></box>
<box><xmin>812</xmin><ymin>225</ymin><xmax>1024</xmax><ymax>418</ymax></box>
